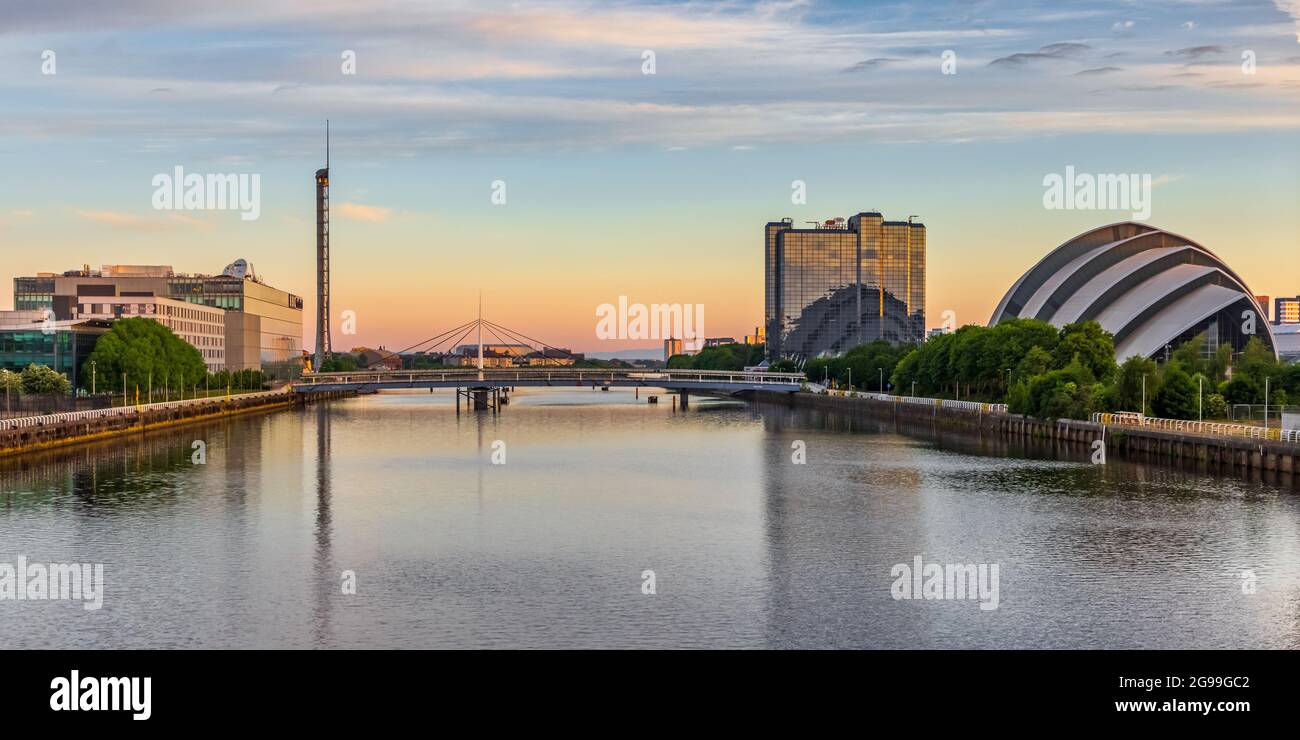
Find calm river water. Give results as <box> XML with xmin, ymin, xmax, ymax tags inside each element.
<box><xmin>2</xmin><ymin>389</ymin><xmax>1298</xmax><ymax>649</ymax></box>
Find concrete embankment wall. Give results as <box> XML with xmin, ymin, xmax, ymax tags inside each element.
<box><xmin>757</xmin><ymin>391</ymin><xmax>1300</xmax><ymax>477</ymax></box>
<box><xmin>0</xmin><ymin>391</ymin><xmax>352</xmax><ymax>457</ymax></box>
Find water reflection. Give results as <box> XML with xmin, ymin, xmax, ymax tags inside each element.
<box><xmin>0</xmin><ymin>390</ymin><xmax>1297</xmax><ymax>649</ymax></box>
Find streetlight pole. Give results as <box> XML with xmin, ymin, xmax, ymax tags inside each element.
<box><xmin>847</xmin><ymin>367</ymin><xmax>852</xmax><ymax>392</ymax></box>
<box><xmin>1198</xmin><ymin>375</ymin><xmax>1203</xmax><ymax>422</ymax></box>
<box><xmin>91</xmin><ymin>360</ymin><xmax>96</xmax><ymax>396</ymax></box>
<box><xmin>1141</xmin><ymin>375</ymin><xmax>1146</xmax><ymax>417</ymax></box>
<box><xmin>878</xmin><ymin>367</ymin><xmax>883</xmax><ymax>394</ymax></box>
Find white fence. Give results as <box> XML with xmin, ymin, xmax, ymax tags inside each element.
<box><xmin>0</xmin><ymin>389</ymin><xmax>289</xmax><ymax>432</ymax></box>
<box><xmin>823</xmin><ymin>389</ymin><xmax>1008</xmax><ymax>414</ymax></box>
<box><xmin>1091</xmin><ymin>411</ymin><xmax>1298</xmax><ymax>444</ymax></box>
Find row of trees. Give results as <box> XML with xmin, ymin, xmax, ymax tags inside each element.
<box><xmin>667</xmin><ymin>342</ymin><xmax>766</xmax><ymax>371</ymax></box>
<box><xmin>1</xmin><ymin>365</ymin><xmax>72</xmax><ymax>396</ymax></box>
<box><xmin>803</xmin><ymin>340</ymin><xmax>912</xmax><ymax>390</ymax></box>
<box><xmin>882</xmin><ymin>318</ymin><xmax>1298</xmax><ymax>420</ymax></box>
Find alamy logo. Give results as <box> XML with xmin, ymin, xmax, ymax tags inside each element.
<box><xmin>595</xmin><ymin>297</ymin><xmax>705</xmax><ymax>350</ymax></box>
<box><xmin>1042</xmin><ymin>165</ymin><xmax>1151</xmax><ymax>220</ymax></box>
<box><xmin>50</xmin><ymin>670</ymin><xmax>151</xmax><ymax>720</ymax></box>
<box><xmin>0</xmin><ymin>556</ymin><xmax>104</xmax><ymax>611</ymax></box>
<box><xmin>152</xmin><ymin>166</ymin><xmax>261</xmax><ymax>221</ymax></box>
<box><xmin>890</xmin><ymin>555</ymin><xmax>1000</xmax><ymax>610</ymax></box>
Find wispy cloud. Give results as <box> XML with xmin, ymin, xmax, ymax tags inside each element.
<box><xmin>73</xmin><ymin>210</ymin><xmax>210</xmax><ymax>231</ymax></box>
<box><xmin>335</xmin><ymin>202</ymin><xmax>392</xmax><ymax>222</ymax></box>
<box><xmin>842</xmin><ymin>58</ymin><xmax>900</xmax><ymax>73</ymax></box>
<box><xmin>989</xmin><ymin>42</ymin><xmax>1090</xmax><ymax>67</ymax></box>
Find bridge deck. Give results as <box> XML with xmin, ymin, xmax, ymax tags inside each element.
<box><xmin>292</xmin><ymin>369</ymin><xmax>804</xmax><ymax>394</ymax></box>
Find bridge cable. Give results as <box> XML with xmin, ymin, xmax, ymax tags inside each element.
<box><xmin>391</xmin><ymin>319</ymin><xmax>478</xmax><ymax>356</ymax></box>
<box><xmin>481</xmin><ymin>320</ymin><xmax>577</xmax><ymax>360</ymax></box>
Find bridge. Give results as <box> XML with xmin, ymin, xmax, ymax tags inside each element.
<box><xmin>292</xmin><ymin>368</ymin><xmax>804</xmax><ymax>409</ymax></box>
<box><xmin>297</xmin><ymin>307</ymin><xmax>804</xmax><ymax>409</ymax></box>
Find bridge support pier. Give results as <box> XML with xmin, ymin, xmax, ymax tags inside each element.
<box><xmin>473</xmin><ymin>388</ymin><xmax>489</xmax><ymax>411</ymax></box>
<box><xmin>679</xmin><ymin>391</ymin><xmax>689</xmax><ymax>410</ymax></box>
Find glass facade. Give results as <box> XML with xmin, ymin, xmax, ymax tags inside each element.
<box><xmin>14</xmin><ymin>278</ymin><xmax>55</xmax><ymax>312</ymax></box>
<box><xmin>766</xmin><ymin>212</ymin><xmax>925</xmax><ymax>360</ymax></box>
<box><xmin>0</xmin><ymin>325</ymin><xmax>106</xmax><ymax>389</ymax></box>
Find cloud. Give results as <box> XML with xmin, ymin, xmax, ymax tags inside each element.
<box><xmin>73</xmin><ymin>209</ymin><xmax>210</xmax><ymax>231</ymax></box>
<box><xmin>10</xmin><ymin>209</ymin><xmax>33</xmax><ymax>217</ymax></box>
<box><xmin>1075</xmin><ymin>66</ymin><xmax>1121</xmax><ymax>76</ymax></box>
<box><xmin>1111</xmin><ymin>20</ymin><xmax>1135</xmax><ymax>35</ymax></box>
<box><xmin>989</xmin><ymin>41</ymin><xmax>1090</xmax><ymax>66</ymax></box>
<box><xmin>335</xmin><ymin>202</ymin><xmax>392</xmax><ymax>222</ymax></box>
<box><xmin>1165</xmin><ymin>45</ymin><xmax>1225</xmax><ymax>59</ymax></box>
<box><xmin>1182</xmin><ymin>21</ymin><xmax>1197</xmax><ymax>31</ymax></box>
<box><xmin>841</xmin><ymin>58</ymin><xmax>900</xmax><ymax>73</ymax></box>
<box><xmin>1275</xmin><ymin>0</ymin><xmax>1300</xmax><ymax>43</ymax></box>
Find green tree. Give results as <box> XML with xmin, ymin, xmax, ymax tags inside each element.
<box><xmin>0</xmin><ymin>369</ymin><xmax>20</xmax><ymax>395</ymax></box>
<box><xmin>1205</xmin><ymin>393</ymin><xmax>1227</xmax><ymax>418</ymax></box>
<box><xmin>20</xmin><ymin>364</ymin><xmax>72</xmax><ymax>395</ymax></box>
<box><xmin>1152</xmin><ymin>363</ymin><xmax>1197</xmax><ymax>419</ymax></box>
<box><xmin>1016</xmin><ymin>345</ymin><xmax>1053</xmax><ymax>379</ymax></box>
<box><xmin>1109</xmin><ymin>355</ymin><xmax>1158</xmax><ymax>413</ymax></box>
<box><xmin>83</xmin><ymin>317</ymin><xmax>205</xmax><ymax>396</ymax></box>
<box><xmin>1171</xmin><ymin>332</ymin><xmax>1210</xmax><ymax>378</ymax></box>
<box><xmin>666</xmin><ymin>353</ymin><xmax>694</xmax><ymax>369</ymax></box>
<box><xmin>1022</xmin><ymin>356</ymin><xmax>1101</xmax><ymax>420</ymax></box>
<box><xmin>1052</xmin><ymin>321</ymin><xmax>1117</xmax><ymax>381</ymax></box>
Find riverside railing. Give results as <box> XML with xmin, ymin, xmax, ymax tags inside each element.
<box><xmin>821</xmin><ymin>388</ymin><xmax>1009</xmax><ymax>414</ymax></box>
<box><xmin>295</xmin><ymin>368</ymin><xmax>807</xmax><ymax>387</ymax></box>
<box><xmin>1091</xmin><ymin>412</ymin><xmax>1300</xmax><ymax>444</ymax></box>
<box><xmin>0</xmin><ymin>388</ymin><xmax>290</xmax><ymax>432</ymax></box>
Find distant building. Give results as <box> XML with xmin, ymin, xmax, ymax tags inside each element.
<box><xmin>1274</xmin><ymin>296</ymin><xmax>1299</xmax><ymax>325</ymax></box>
<box><xmin>765</xmin><ymin>212</ymin><xmax>925</xmax><ymax>361</ymax></box>
<box><xmin>703</xmin><ymin>337</ymin><xmax>736</xmax><ymax>348</ymax></box>
<box><xmin>355</xmin><ymin>347</ymin><xmax>403</xmax><ymax>371</ymax></box>
<box><xmin>14</xmin><ymin>261</ymin><xmax>304</xmax><ymax>378</ymax></box>
<box><xmin>446</xmin><ymin>343</ymin><xmax>579</xmax><ymax>367</ymax></box>
<box><xmin>926</xmin><ymin>327</ymin><xmax>951</xmax><ymax>341</ymax></box>
<box><xmin>664</xmin><ymin>338</ymin><xmax>683</xmax><ymax>362</ymax></box>
<box><xmin>1255</xmin><ymin>295</ymin><xmax>1270</xmax><ymax>322</ymax></box>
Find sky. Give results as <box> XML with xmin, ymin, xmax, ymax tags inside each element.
<box><xmin>0</xmin><ymin>0</ymin><xmax>1298</xmax><ymax>354</ymax></box>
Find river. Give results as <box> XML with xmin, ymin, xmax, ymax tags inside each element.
<box><xmin>2</xmin><ymin>389</ymin><xmax>1297</xmax><ymax>649</ymax></box>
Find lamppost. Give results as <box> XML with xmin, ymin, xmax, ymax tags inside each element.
<box><xmin>911</xmin><ymin>380</ymin><xmax>917</xmax><ymax>397</ymax></box>
<box><xmin>847</xmin><ymin>367</ymin><xmax>852</xmax><ymax>392</ymax></box>
<box><xmin>1198</xmin><ymin>375</ymin><xmax>1203</xmax><ymax>422</ymax></box>
<box><xmin>1141</xmin><ymin>374</ymin><xmax>1147</xmax><ymax>417</ymax></box>
<box><xmin>91</xmin><ymin>360</ymin><xmax>96</xmax><ymax>396</ymax></box>
<box><xmin>878</xmin><ymin>367</ymin><xmax>884</xmax><ymax>394</ymax></box>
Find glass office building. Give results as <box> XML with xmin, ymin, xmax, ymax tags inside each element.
<box><xmin>12</xmin><ymin>262</ymin><xmax>304</xmax><ymax>379</ymax></box>
<box><xmin>765</xmin><ymin>213</ymin><xmax>925</xmax><ymax>360</ymax></box>
<box><xmin>0</xmin><ymin>320</ymin><xmax>110</xmax><ymax>389</ymax></box>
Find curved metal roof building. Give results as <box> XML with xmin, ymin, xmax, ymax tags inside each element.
<box><xmin>990</xmin><ymin>222</ymin><xmax>1277</xmax><ymax>361</ymax></box>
